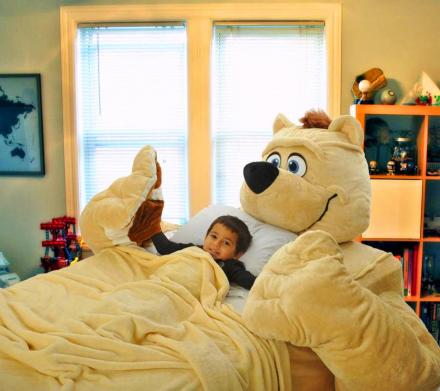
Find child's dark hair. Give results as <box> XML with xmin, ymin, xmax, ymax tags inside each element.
<box><xmin>206</xmin><ymin>215</ymin><xmax>252</xmax><ymax>255</ymax></box>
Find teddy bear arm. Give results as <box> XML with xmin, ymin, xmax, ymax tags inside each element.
<box><xmin>312</xmin><ymin>252</ymin><xmax>440</xmax><ymax>390</ymax></box>
<box><xmin>244</xmin><ymin>231</ymin><xmax>440</xmax><ymax>390</ymax></box>
<box><xmin>81</xmin><ymin>166</ymin><xmax>159</xmax><ymax>227</ymax></box>
<box><xmin>314</xmin><ymin>289</ymin><xmax>440</xmax><ymax>391</ymax></box>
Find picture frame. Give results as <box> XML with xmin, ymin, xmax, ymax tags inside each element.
<box><xmin>0</xmin><ymin>74</ymin><xmax>45</xmax><ymax>176</ymax></box>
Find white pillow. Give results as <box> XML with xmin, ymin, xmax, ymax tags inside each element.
<box><xmin>170</xmin><ymin>205</ymin><xmax>296</xmax><ymax>276</ymax></box>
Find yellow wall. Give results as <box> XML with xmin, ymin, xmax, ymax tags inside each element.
<box><xmin>0</xmin><ymin>0</ymin><xmax>439</xmax><ymax>279</ymax></box>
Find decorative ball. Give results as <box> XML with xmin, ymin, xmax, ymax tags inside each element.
<box><xmin>358</xmin><ymin>79</ymin><xmax>372</xmax><ymax>93</ymax></box>
<box><xmin>380</xmin><ymin>89</ymin><xmax>397</xmax><ymax>105</ymax></box>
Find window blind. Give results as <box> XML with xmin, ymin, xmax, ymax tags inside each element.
<box><xmin>77</xmin><ymin>24</ymin><xmax>188</xmax><ymax>223</ymax></box>
<box><xmin>212</xmin><ymin>23</ymin><xmax>326</xmax><ymax>206</ymax></box>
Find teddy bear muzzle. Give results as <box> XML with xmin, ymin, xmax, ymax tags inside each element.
<box><xmin>243</xmin><ymin>161</ymin><xmax>279</xmax><ymax>194</ymax></box>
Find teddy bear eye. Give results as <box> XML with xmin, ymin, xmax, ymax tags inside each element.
<box><xmin>287</xmin><ymin>154</ymin><xmax>307</xmax><ymax>176</ymax></box>
<box><xmin>266</xmin><ymin>153</ymin><xmax>281</xmax><ymax>168</ymax></box>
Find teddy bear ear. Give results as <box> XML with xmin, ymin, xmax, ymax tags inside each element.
<box><xmin>328</xmin><ymin>115</ymin><xmax>364</xmax><ymax>146</ymax></box>
<box><xmin>273</xmin><ymin>113</ymin><xmax>294</xmax><ymax>134</ymax></box>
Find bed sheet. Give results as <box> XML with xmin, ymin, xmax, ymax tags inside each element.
<box><xmin>145</xmin><ymin>240</ymin><xmax>249</xmax><ymax>314</ymax></box>
<box><xmin>0</xmin><ymin>245</ymin><xmax>290</xmax><ymax>391</ymax></box>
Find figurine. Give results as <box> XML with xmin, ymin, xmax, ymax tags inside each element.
<box><xmin>387</xmin><ymin>160</ymin><xmax>396</xmax><ymax>175</ymax></box>
<box><xmin>400</xmin><ymin>160</ymin><xmax>408</xmax><ymax>173</ymax></box>
<box><xmin>416</xmin><ymin>93</ymin><xmax>432</xmax><ymax>106</ymax></box>
<box><xmin>368</xmin><ymin>160</ymin><xmax>379</xmax><ymax>174</ymax></box>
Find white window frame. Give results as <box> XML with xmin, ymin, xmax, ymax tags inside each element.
<box><xmin>60</xmin><ymin>3</ymin><xmax>341</xmax><ymax>220</ymax></box>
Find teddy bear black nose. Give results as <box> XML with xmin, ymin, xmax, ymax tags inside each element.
<box><xmin>243</xmin><ymin>161</ymin><xmax>279</xmax><ymax>194</ymax></box>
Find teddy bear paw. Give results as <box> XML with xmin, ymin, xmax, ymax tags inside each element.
<box><xmin>248</xmin><ymin>230</ymin><xmax>355</xmax><ymax>346</ymax></box>
<box><xmin>267</xmin><ymin>230</ymin><xmax>342</xmax><ymax>275</ymax></box>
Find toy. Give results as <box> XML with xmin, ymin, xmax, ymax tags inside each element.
<box><xmin>40</xmin><ymin>216</ymin><xmax>82</xmax><ymax>272</ymax></box>
<box><xmin>387</xmin><ymin>159</ymin><xmax>396</xmax><ymax>175</ymax></box>
<box><xmin>368</xmin><ymin>159</ymin><xmax>379</xmax><ymax>174</ymax></box>
<box><xmin>401</xmin><ymin>71</ymin><xmax>440</xmax><ymax>105</ymax></box>
<box><xmin>357</xmin><ymin>79</ymin><xmax>372</xmax><ymax>102</ymax></box>
<box><xmin>78</xmin><ymin>130</ymin><xmax>440</xmax><ymax>390</ymax></box>
<box><xmin>389</xmin><ymin>135</ymin><xmax>418</xmax><ymax>175</ymax></box>
<box><xmin>380</xmin><ymin>88</ymin><xmax>397</xmax><ymax>104</ymax></box>
<box><xmin>416</xmin><ymin>92</ymin><xmax>433</xmax><ymax>106</ymax></box>
<box><xmin>352</xmin><ymin>67</ymin><xmax>387</xmax><ymax>104</ymax></box>
<box><xmin>239</xmin><ymin>110</ymin><xmax>440</xmax><ymax>390</ymax></box>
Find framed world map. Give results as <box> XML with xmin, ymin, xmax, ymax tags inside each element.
<box><xmin>0</xmin><ymin>74</ymin><xmax>45</xmax><ymax>176</ymax></box>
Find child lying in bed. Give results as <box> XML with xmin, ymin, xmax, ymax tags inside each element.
<box><xmin>152</xmin><ymin>215</ymin><xmax>256</xmax><ymax>290</ymax></box>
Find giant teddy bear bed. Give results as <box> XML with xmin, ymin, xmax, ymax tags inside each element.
<box><xmin>1</xmin><ymin>111</ymin><xmax>439</xmax><ymax>391</ymax></box>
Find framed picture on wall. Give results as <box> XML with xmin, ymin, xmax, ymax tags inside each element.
<box><xmin>0</xmin><ymin>73</ymin><xmax>45</xmax><ymax>176</ymax></box>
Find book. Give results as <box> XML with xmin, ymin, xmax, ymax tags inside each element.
<box><xmin>430</xmin><ymin>303</ymin><xmax>439</xmax><ymax>342</ymax></box>
<box><xmin>411</xmin><ymin>246</ymin><xmax>418</xmax><ymax>296</ymax></box>
<box><xmin>403</xmin><ymin>248</ymin><xmax>411</xmax><ymax>296</ymax></box>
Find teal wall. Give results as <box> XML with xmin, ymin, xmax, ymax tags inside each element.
<box><xmin>0</xmin><ymin>0</ymin><xmax>440</xmax><ymax>279</ymax></box>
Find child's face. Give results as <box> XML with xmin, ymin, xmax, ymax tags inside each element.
<box><xmin>203</xmin><ymin>223</ymin><xmax>242</xmax><ymax>261</ymax></box>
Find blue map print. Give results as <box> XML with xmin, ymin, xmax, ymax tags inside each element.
<box><xmin>0</xmin><ymin>85</ymin><xmax>36</xmax><ymax>162</ymax></box>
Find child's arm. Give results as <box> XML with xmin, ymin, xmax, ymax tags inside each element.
<box><xmin>151</xmin><ymin>232</ymin><xmax>194</xmax><ymax>255</ymax></box>
<box><xmin>221</xmin><ymin>260</ymin><xmax>256</xmax><ymax>290</ymax></box>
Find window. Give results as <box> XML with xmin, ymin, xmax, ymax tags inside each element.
<box><xmin>212</xmin><ymin>23</ymin><xmax>326</xmax><ymax>206</ymax></box>
<box><xmin>61</xmin><ymin>4</ymin><xmax>341</xmax><ymax>222</ymax></box>
<box><xmin>76</xmin><ymin>24</ymin><xmax>188</xmax><ymax>223</ymax></box>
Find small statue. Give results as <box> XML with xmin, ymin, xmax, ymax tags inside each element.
<box><xmin>400</xmin><ymin>158</ymin><xmax>416</xmax><ymax>175</ymax></box>
<box><xmin>387</xmin><ymin>160</ymin><xmax>396</xmax><ymax>175</ymax></box>
<box><xmin>400</xmin><ymin>160</ymin><xmax>408</xmax><ymax>173</ymax></box>
<box><xmin>369</xmin><ymin>160</ymin><xmax>379</xmax><ymax>174</ymax></box>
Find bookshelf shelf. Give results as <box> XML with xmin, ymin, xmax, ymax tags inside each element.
<box><xmin>361</xmin><ymin>238</ymin><xmax>419</xmax><ymax>242</ymax></box>
<box><xmin>352</xmin><ymin>104</ymin><xmax>440</xmax><ymax>344</ymax></box>
<box><xmin>423</xmin><ymin>238</ymin><xmax>440</xmax><ymax>242</ymax></box>
<box><xmin>420</xmin><ymin>295</ymin><xmax>440</xmax><ymax>302</ymax></box>
<box><xmin>370</xmin><ymin>174</ymin><xmax>422</xmax><ymax>180</ymax></box>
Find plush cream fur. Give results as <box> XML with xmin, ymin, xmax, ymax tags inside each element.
<box><xmin>76</xmin><ymin>115</ymin><xmax>440</xmax><ymax>390</ymax></box>
<box><xmin>240</xmin><ymin>114</ymin><xmax>370</xmax><ymax>243</ymax></box>
<box><xmin>80</xmin><ymin>145</ymin><xmax>162</xmax><ymax>253</ymax></box>
<box><xmin>241</xmin><ymin>113</ymin><xmax>440</xmax><ymax>390</ymax></box>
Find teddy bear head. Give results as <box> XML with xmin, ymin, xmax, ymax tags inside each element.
<box><xmin>240</xmin><ymin>111</ymin><xmax>371</xmax><ymax>243</ymax></box>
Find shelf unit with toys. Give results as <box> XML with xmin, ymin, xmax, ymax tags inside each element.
<box><xmin>351</xmin><ymin>104</ymin><xmax>440</xmax><ymax>344</ymax></box>
<box><xmin>40</xmin><ymin>216</ymin><xmax>82</xmax><ymax>272</ymax></box>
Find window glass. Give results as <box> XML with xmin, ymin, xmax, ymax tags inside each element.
<box><xmin>212</xmin><ymin>24</ymin><xmax>326</xmax><ymax>206</ymax></box>
<box><xmin>77</xmin><ymin>25</ymin><xmax>188</xmax><ymax>223</ymax></box>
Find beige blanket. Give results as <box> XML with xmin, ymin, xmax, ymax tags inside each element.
<box><xmin>0</xmin><ymin>246</ymin><xmax>290</xmax><ymax>391</ymax></box>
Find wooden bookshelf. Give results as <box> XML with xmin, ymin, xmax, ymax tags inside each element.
<box><xmin>352</xmin><ymin>104</ymin><xmax>440</xmax><ymax>342</ymax></box>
